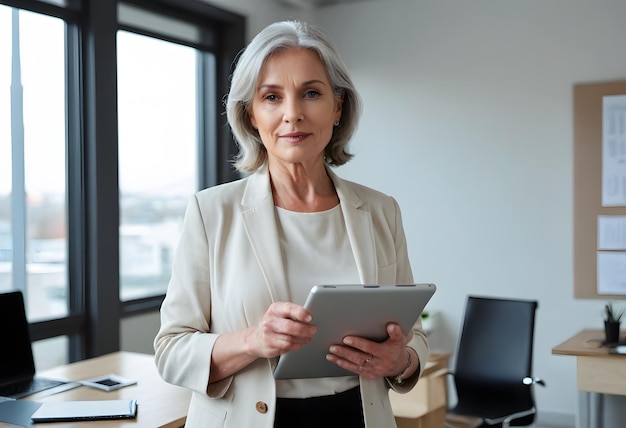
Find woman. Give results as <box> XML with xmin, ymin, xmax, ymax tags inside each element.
<box><xmin>154</xmin><ymin>20</ymin><xmax>429</xmax><ymax>428</ymax></box>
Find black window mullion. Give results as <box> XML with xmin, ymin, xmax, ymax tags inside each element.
<box><xmin>66</xmin><ymin>19</ymin><xmax>86</xmax><ymax>362</ymax></box>
<box><xmin>214</xmin><ymin>20</ymin><xmax>244</xmax><ymax>185</ymax></box>
<box><xmin>198</xmin><ymin>51</ymin><xmax>216</xmax><ymax>190</ymax></box>
<box><xmin>29</xmin><ymin>314</ymin><xmax>86</xmax><ymax>342</ymax></box>
<box><xmin>82</xmin><ymin>0</ymin><xmax>121</xmax><ymax>358</ymax></box>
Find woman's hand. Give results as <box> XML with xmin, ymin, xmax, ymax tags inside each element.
<box><xmin>325</xmin><ymin>323</ymin><xmax>410</xmax><ymax>380</ymax></box>
<box><xmin>246</xmin><ymin>301</ymin><xmax>317</xmax><ymax>359</ymax></box>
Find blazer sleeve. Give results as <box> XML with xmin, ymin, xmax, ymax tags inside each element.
<box><xmin>153</xmin><ymin>194</ymin><xmax>232</xmax><ymax>398</ymax></box>
<box><xmin>387</xmin><ymin>196</ymin><xmax>430</xmax><ymax>392</ymax></box>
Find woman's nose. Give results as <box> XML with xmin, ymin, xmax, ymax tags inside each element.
<box><xmin>282</xmin><ymin>98</ymin><xmax>303</xmax><ymax>123</ymax></box>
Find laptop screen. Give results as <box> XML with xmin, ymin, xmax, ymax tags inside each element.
<box><xmin>0</xmin><ymin>291</ymin><xmax>37</xmax><ymax>385</ymax></box>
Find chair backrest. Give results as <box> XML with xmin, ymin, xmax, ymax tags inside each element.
<box><xmin>453</xmin><ymin>296</ymin><xmax>538</xmax><ymax>412</ymax></box>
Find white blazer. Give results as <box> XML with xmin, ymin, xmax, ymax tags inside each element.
<box><xmin>154</xmin><ymin>165</ymin><xmax>429</xmax><ymax>428</ymax></box>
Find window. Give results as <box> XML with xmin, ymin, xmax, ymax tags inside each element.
<box><xmin>0</xmin><ymin>6</ymin><xmax>68</xmax><ymax>321</ymax></box>
<box><xmin>117</xmin><ymin>31</ymin><xmax>200</xmax><ymax>300</ymax></box>
<box><xmin>0</xmin><ymin>0</ymin><xmax>243</xmax><ymax>364</ymax></box>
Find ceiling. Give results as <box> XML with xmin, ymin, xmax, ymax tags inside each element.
<box><xmin>276</xmin><ymin>0</ymin><xmax>374</xmax><ymax>9</ymax></box>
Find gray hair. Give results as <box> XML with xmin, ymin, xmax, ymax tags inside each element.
<box><xmin>225</xmin><ymin>20</ymin><xmax>362</xmax><ymax>173</ymax></box>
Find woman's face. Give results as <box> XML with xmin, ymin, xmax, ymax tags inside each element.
<box><xmin>249</xmin><ymin>47</ymin><xmax>342</xmax><ymax>168</ymax></box>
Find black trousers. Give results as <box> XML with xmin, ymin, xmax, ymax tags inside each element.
<box><xmin>274</xmin><ymin>386</ymin><xmax>365</xmax><ymax>428</ymax></box>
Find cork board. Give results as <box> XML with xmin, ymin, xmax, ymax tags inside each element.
<box><xmin>574</xmin><ymin>80</ymin><xmax>626</xmax><ymax>298</ymax></box>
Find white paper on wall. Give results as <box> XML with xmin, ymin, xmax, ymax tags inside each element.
<box><xmin>602</xmin><ymin>94</ymin><xmax>626</xmax><ymax>206</ymax></box>
<box><xmin>598</xmin><ymin>215</ymin><xmax>626</xmax><ymax>250</ymax></box>
<box><xmin>597</xmin><ymin>251</ymin><xmax>626</xmax><ymax>295</ymax></box>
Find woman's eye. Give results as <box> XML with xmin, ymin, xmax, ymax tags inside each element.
<box><xmin>265</xmin><ymin>94</ymin><xmax>278</xmax><ymax>102</ymax></box>
<box><xmin>304</xmin><ymin>90</ymin><xmax>320</xmax><ymax>99</ymax></box>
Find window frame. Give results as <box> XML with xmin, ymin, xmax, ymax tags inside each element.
<box><xmin>1</xmin><ymin>0</ymin><xmax>244</xmax><ymax>361</ymax></box>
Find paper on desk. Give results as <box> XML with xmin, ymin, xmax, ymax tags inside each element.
<box><xmin>32</xmin><ymin>382</ymin><xmax>81</xmax><ymax>397</ymax></box>
<box><xmin>0</xmin><ymin>399</ymin><xmax>42</xmax><ymax>427</ymax></box>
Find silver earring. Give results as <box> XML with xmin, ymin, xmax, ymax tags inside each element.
<box><xmin>334</xmin><ymin>121</ymin><xmax>340</xmax><ymax>127</ymax></box>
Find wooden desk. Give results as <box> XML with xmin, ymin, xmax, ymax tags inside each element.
<box><xmin>552</xmin><ymin>329</ymin><xmax>626</xmax><ymax>428</ymax></box>
<box><xmin>3</xmin><ymin>351</ymin><xmax>447</xmax><ymax>428</ymax></box>
<box><xmin>4</xmin><ymin>352</ymin><xmax>191</xmax><ymax>428</ymax></box>
<box><xmin>390</xmin><ymin>353</ymin><xmax>449</xmax><ymax>428</ymax></box>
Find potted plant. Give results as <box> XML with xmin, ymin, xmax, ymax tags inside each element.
<box><xmin>421</xmin><ymin>310</ymin><xmax>430</xmax><ymax>328</ymax></box>
<box><xmin>420</xmin><ymin>310</ymin><xmax>438</xmax><ymax>333</ymax></box>
<box><xmin>604</xmin><ymin>303</ymin><xmax>624</xmax><ymax>345</ymax></box>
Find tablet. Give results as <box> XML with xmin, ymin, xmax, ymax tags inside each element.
<box><xmin>273</xmin><ymin>283</ymin><xmax>436</xmax><ymax>380</ymax></box>
<box><xmin>31</xmin><ymin>399</ymin><xmax>137</xmax><ymax>423</ymax></box>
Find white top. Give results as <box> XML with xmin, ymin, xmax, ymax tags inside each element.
<box><xmin>274</xmin><ymin>204</ymin><xmax>361</xmax><ymax>398</ymax></box>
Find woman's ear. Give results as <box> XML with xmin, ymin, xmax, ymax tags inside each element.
<box><xmin>334</xmin><ymin>93</ymin><xmax>344</xmax><ymax>123</ymax></box>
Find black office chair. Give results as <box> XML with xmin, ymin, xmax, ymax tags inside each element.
<box><xmin>445</xmin><ymin>296</ymin><xmax>545</xmax><ymax>428</ymax></box>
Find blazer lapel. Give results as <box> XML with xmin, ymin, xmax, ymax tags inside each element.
<box><xmin>328</xmin><ymin>169</ymin><xmax>378</xmax><ymax>284</ymax></box>
<box><xmin>240</xmin><ymin>166</ymin><xmax>291</xmax><ymax>304</ymax></box>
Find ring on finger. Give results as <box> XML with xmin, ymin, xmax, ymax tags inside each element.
<box><xmin>365</xmin><ymin>353</ymin><xmax>373</xmax><ymax>364</ymax></box>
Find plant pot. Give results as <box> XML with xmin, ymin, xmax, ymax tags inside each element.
<box><xmin>417</xmin><ymin>311</ymin><xmax>438</xmax><ymax>334</ymax></box>
<box><xmin>604</xmin><ymin>321</ymin><xmax>621</xmax><ymax>345</ymax></box>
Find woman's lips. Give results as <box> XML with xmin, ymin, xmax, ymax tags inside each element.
<box><xmin>281</xmin><ymin>132</ymin><xmax>310</xmax><ymax>143</ymax></box>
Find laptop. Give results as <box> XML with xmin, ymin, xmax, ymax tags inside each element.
<box><xmin>0</xmin><ymin>290</ymin><xmax>66</xmax><ymax>398</ymax></box>
<box><xmin>273</xmin><ymin>283</ymin><xmax>436</xmax><ymax>380</ymax></box>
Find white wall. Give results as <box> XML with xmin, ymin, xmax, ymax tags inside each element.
<box><xmin>309</xmin><ymin>0</ymin><xmax>626</xmax><ymax>424</ymax></box>
<box><xmin>126</xmin><ymin>0</ymin><xmax>626</xmax><ymax>425</ymax></box>
<box><xmin>196</xmin><ymin>0</ymin><xmax>298</xmax><ymax>37</ymax></box>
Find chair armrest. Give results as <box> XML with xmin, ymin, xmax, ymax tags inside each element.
<box><xmin>522</xmin><ymin>376</ymin><xmax>546</xmax><ymax>387</ymax></box>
